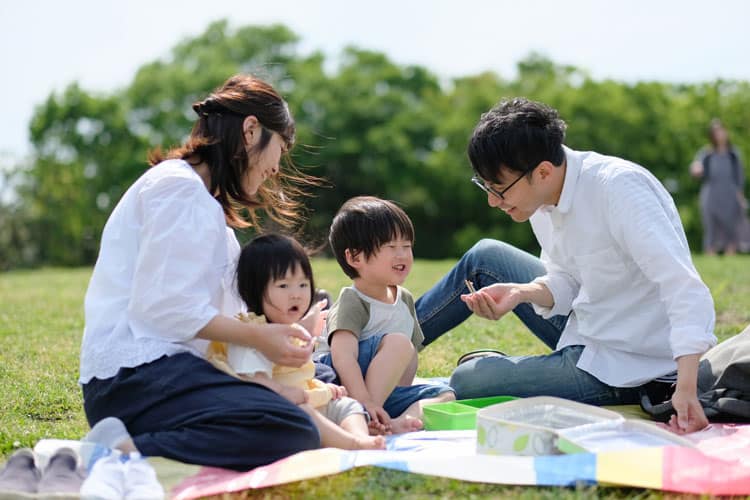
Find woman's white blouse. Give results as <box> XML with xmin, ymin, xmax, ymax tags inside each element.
<box><xmin>79</xmin><ymin>159</ymin><xmax>242</xmax><ymax>384</ymax></box>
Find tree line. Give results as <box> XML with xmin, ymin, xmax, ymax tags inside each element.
<box><xmin>1</xmin><ymin>20</ymin><xmax>748</xmax><ymax>269</ymax></box>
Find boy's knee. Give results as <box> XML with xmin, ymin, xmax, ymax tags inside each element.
<box><xmin>379</xmin><ymin>333</ymin><xmax>415</xmax><ymax>354</ymax></box>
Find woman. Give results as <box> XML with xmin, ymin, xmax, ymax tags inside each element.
<box><xmin>690</xmin><ymin>119</ymin><xmax>748</xmax><ymax>255</ymax></box>
<box><xmin>79</xmin><ymin>75</ymin><xmax>323</xmax><ymax>471</ymax></box>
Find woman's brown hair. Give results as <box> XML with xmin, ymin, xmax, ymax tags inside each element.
<box><xmin>148</xmin><ymin>74</ymin><xmax>318</xmax><ymax>228</ymax></box>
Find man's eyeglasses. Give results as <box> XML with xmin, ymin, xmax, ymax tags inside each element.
<box><xmin>471</xmin><ymin>171</ymin><xmax>528</xmax><ymax>200</ymax></box>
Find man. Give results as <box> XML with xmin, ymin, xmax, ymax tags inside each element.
<box><xmin>415</xmin><ymin>98</ymin><xmax>716</xmax><ymax>433</ymax></box>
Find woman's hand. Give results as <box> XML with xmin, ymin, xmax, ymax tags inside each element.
<box><xmin>197</xmin><ymin>315</ymin><xmax>312</xmax><ymax>367</ymax></box>
<box><xmin>256</xmin><ymin>323</ymin><xmax>314</xmax><ymax>367</ymax></box>
<box><xmin>738</xmin><ymin>192</ymin><xmax>748</xmax><ymax>211</ymax></box>
<box><xmin>460</xmin><ymin>283</ymin><xmax>523</xmax><ymax>320</ymax></box>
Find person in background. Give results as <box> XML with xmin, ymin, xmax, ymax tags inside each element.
<box><xmin>690</xmin><ymin>118</ymin><xmax>748</xmax><ymax>255</ymax></box>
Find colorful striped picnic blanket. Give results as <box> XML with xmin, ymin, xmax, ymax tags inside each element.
<box><xmin>171</xmin><ymin>423</ymin><xmax>750</xmax><ymax>498</ymax></box>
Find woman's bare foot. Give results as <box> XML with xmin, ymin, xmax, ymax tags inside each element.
<box><xmin>389</xmin><ymin>414</ymin><xmax>423</xmax><ymax>434</ymax></box>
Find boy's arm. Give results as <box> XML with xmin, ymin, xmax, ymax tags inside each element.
<box><xmin>330</xmin><ymin>330</ymin><xmax>391</xmax><ymax>426</ymax></box>
<box><xmin>330</xmin><ymin>330</ymin><xmax>371</xmax><ymax>402</ymax></box>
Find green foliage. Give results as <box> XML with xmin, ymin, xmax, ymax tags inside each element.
<box><xmin>3</xmin><ymin>21</ymin><xmax>750</xmax><ymax>267</ymax></box>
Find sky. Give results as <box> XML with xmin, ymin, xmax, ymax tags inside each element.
<box><xmin>1</xmin><ymin>0</ymin><xmax>749</xmax><ymax>161</ymax></box>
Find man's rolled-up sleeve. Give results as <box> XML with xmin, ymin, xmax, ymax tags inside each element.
<box><xmin>531</xmin><ymin>250</ymin><xmax>580</xmax><ymax>318</ymax></box>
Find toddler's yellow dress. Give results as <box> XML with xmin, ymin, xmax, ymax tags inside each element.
<box><xmin>206</xmin><ymin>312</ymin><xmax>332</xmax><ymax>408</ymax></box>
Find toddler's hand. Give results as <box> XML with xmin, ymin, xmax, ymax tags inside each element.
<box><xmin>327</xmin><ymin>383</ymin><xmax>348</xmax><ymax>399</ymax></box>
<box><xmin>299</xmin><ymin>299</ymin><xmax>328</xmax><ymax>338</ymax></box>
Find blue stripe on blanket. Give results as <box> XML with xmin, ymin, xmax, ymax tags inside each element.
<box><xmin>535</xmin><ymin>453</ymin><xmax>597</xmax><ymax>486</ymax></box>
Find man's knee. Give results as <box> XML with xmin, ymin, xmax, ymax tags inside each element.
<box><xmin>448</xmin><ymin>362</ymin><xmax>480</xmax><ymax>399</ymax></box>
<box><xmin>465</xmin><ymin>238</ymin><xmax>516</xmax><ymax>269</ymax></box>
<box><xmin>468</xmin><ymin>238</ymin><xmax>505</xmax><ymax>260</ymax></box>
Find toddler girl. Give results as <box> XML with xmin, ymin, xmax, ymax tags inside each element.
<box><xmin>208</xmin><ymin>233</ymin><xmax>385</xmax><ymax>450</ymax></box>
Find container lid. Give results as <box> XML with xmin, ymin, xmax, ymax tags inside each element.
<box><xmin>477</xmin><ymin>396</ymin><xmax>623</xmax><ymax>432</ymax></box>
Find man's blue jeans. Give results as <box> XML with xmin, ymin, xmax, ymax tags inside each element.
<box><xmin>415</xmin><ymin>239</ymin><xmax>642</xmax><ymax>405</ymax></box>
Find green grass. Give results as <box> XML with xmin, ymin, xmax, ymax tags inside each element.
<box><xmin>1</xmin><ymin>256</ymin><xmax>749</xmax><ymax>498</ymax></box>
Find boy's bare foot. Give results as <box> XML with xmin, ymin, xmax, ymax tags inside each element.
<box><xmin>389</xmin><ymin>415</ymin><xmax>423</xmax><ymax>434</ymax></box>
<box><xmin>368</xmin><ymin>420</ymin><xmax>390</xmax><ymax>435</ymax></box>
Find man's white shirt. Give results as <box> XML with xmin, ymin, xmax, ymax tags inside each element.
<box><xmin>530</xmin><ymin>147</ymin><xmax>716</xmax><ymax>387</ymax></box>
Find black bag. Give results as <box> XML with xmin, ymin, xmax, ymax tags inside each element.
<box><xmin>640</xmin><ymin>325</ymin><xmax>750</xmax><ymax>422</ymax></box>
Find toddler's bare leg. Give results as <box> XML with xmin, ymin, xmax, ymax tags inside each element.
<box><xmin>300</xmin><ymin>404</ymin><xmax>385</xmax><ymax>450</ymax></box>
<box><xmin>339</xmin><ymin>413</ymin><xmax>369</xmax><ymax>436</ymax></box>
<box><xmin>243</xmin><ymin>373</ymin><xmax>306</xmax><ymax>405</ymax></box>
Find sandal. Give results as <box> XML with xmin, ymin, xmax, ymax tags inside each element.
<box><xmin>456</xmin><ymin>349</ymin><xmax>508</xmax><ymax>366</ymax></box>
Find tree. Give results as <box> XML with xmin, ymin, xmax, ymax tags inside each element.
<box><xmin>7</xmin><ymin>26</ymin><xmax>750</xmax><ymax>268</ymax></box>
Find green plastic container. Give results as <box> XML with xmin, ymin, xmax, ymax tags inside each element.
<box><xmin>423</xmin><ymin>395</ymin><xmax>517</xmax><ymax>430</ymax></box>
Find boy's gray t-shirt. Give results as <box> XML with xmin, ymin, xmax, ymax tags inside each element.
<box><xmin>318</xmin><ymin>285</ymin><xmax>424</xmax><ymax>352</ymax></box>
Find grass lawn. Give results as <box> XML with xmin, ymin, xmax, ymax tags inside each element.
<box><xmin>1</xmin><ymin>256</ymin><xmax>748</xmax><ymax>498</ymax></box>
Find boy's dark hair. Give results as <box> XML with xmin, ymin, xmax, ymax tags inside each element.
<box><xmin>468</xmin><ymin>97</ymin><xmax>567</xmax><ymax>183</ymax></box>
<box><xmin>329</xmin><ymin>196</ymin><xmax>415</xmax><ymax>279</ymax></box>
<box><xmin>236</xmin><ymin>233</ymin><xmax>315</xmax><ymax>319</ymax></box>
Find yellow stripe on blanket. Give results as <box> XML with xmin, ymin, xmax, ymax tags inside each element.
<box><xmin>597</xmin><ymin>447</ymin><xmax>663</xmax><ymax>489</ymax></box>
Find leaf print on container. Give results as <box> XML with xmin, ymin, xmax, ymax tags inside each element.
<box><xmin>513</xmin><ymin>434</ymin><xmax>529</xmax><ymax>452</ymax></box>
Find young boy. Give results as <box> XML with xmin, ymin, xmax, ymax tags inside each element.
<box><xmin>315</xmin><ymin>196</ymin><xmax>455</xmax><ymax>434</ymax></box>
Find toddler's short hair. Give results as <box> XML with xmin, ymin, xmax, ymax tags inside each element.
<box><xmin>236</xmin><ymin>233</ymin><xmax>315</xmax><ymax>317</ymax></box>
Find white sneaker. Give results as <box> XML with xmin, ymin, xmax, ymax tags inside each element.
<box><xmin>123</xmin><ymin>453</ymin><xmax>164</xmax><ymax>500</ymax></box>
<box><xmin>79</xmin><ymin>453</ymin><xmax>125</xmax><ymax>500</ymax></box>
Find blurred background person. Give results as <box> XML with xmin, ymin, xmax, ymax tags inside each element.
<box><xmin>690</xmin><ymin>119</ymin><xmax>749</xmax><ymax>255</ymax></box>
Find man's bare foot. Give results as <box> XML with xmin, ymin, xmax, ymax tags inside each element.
<box><xmin>389</xmin><ymin>415</ymin><xmax>423</xmax><ymax>434</ymax></box>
